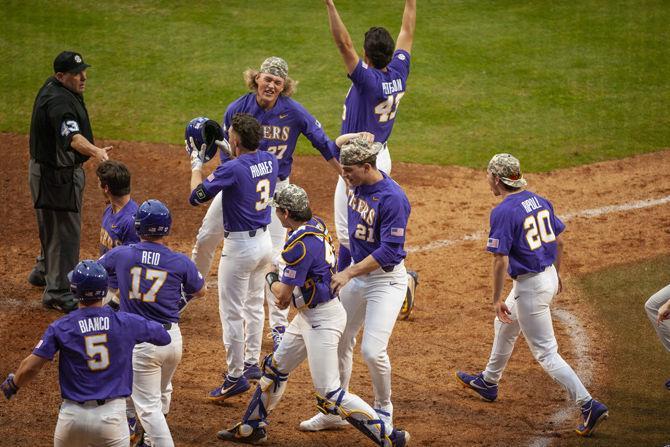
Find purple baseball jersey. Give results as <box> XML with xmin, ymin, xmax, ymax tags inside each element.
<box><xmin>221</xmin><ymin>94</ymin><xmax>337</xmax><ymax>180</ymax></box>
<box><xmin>347</xmin><ymin>172</ymin><xmax>410</xmax><ymax>268</ymax></box>
<box><xmin>191</xmin><ymin>151</ymin><xmax>279</xmax><ymax>232</ymax></box>
<box><xmin>486</xmin><ymin>190</ymin><xmax>566</xmax><ymax>278</ymax></box>
<box><xmin>280</xmin><ymin>216</ymin><xmax>337</xmax><ymax>308</ymax></box>
<box><xmin>99</xmin><ymin>199</ymin><xmax>139</xmax><ymax>255</ymax></box>
<box><xmin>341</xmin><ymin>50</ymin><xmax>411</xmax><ymax>144</ymax></box>
<box><xmin>32</xmin><ymin>306</ymin><xmax>170</xmax><ymax>402</ymax></box>
<box><xmin>99</xmin><ymin>241</ymin><xmax>205</xmax><ymax>324</ymax></box>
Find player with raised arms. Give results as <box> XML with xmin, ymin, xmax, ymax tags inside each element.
<box><xmin>455</xmin><ymin>154</ymin><xmax>608</xmax><ymax>437</ymax></box>
<box><xmin>301</xmin><ymin>135</ymin><xmax>411</xmax><ymax>434</ymax></box>
<box><xmin>215</xmin><ymin>184</ymin><xmax>409</xmax><ymax>447</ymax></box>
<box><xmin>99</xmin><ymin>200</ymin><xmax>206</xmax><ymax>446</ymax></box>
<box><xmin>1</xmin><ymin>260</ymin><xmax>171</xmax><ymax>447</ymax></box>
<box><xmin>324</xmin><ymin>0</ymin><xmax>419</xmax><ymax>320</ymax></box>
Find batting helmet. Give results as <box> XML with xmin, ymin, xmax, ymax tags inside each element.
<box><xmin>68</xmin><ymin>260</ymin><xmax>108</xmax><ymax>302</ymax></box>
<box><xmin>135</xmin><ymin>199</ymin><xmax>172</xmax><ymax>237</ymax></box>
<box><xmin>185</xmin><ymin>117</ymin><xmax>223</xmax><ymax>163</ymax></box>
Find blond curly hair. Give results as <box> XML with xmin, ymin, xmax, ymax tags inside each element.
<box><xmin>243</xmin><ymin>68</ymin><xmax>298</xmax><ymax>97</ymax></box>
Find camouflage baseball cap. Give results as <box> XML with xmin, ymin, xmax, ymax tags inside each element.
<box><xmin>259</xmin><ymin>56</ymin><xmax>288</xmax><ymax>80</ymax></box>
<box><xmin>270</xmin><ymin>184</ymin><xmax>309</xmax><ymax>212</ymax></box>
<box><xmin>340</xmin><ymin>138</ymin><xmax>384</xmax><ymax>165</ymax></box>
<box><xmin>487</xmin><ymin>153</ymin><xmax>527</xmax><ymax>188</ymax></box>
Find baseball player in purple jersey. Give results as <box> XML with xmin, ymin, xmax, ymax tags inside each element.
<box><xmin>188</xmin><ymin>113</ymin><xmax>279</xmax><ymax>401</ymax></box>
<box><xmin>644</xmin><ymin>284</ymin><xmax>670</xmax><ymax>390</ymax></box>
<box><xmin>1</xmin><ymin>260</ymin><xmax>171</xmax><ymax>447</ymax></box>
<box><xmin>99</xmin><ymin>200</ymin><xmax>206</xmax><ymax>447</ymax></box>
<box><xmin>96</xmin><ymin>160</ymin><xmax>139</xmax><ymax>255</ymax></box>
<box><xmin>216</xmin><ymin>184</ymin><xmax>409</xmax><ymax>447</ymax></box>
<box><xmin>190</xmin><ymin>57</ymin><xmax>342</xmax><ymax>354</ymax></box>
<box><xmin>301</xmin><ymin>136</ymin><xmax>410</xmax><ymax>433</ymax></box>
<box><xmin>324</xmin><ymin>0</ymin><xmax>419</xmax><ymax>319</ymax></box>
<box><xmin>455</xmin><ymin>154</ymin><xmax>609</xmax><ymax>437</ymax></box>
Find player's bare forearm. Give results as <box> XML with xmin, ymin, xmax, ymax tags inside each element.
<box><xmin>657</xmin><ymin>299</ymin><xmax>670</xmax><ymax>325</ymax></box>
<box><xmin>71</xmin><ymin>133</ymin><xmax>112</xmax><ymax>162</ymax></box>
<box><xmin>332</xmin><ymin>255</ymin><xmax>380</xmax><ymax>295</ymax></box>
<box><xmin>327</xmin><ymin>157</ymin><xmax>343</xmax><ymax>176</ymax></box>
<box><xmin>190</xmin><ymin>169</ymin><xmax>204</xmax><ymax>192</ymax></box>
<box><xmin>396</xmin><ymin>0</ymin><xmax>417</xmax><ymax>53</ymax></box>
<box><xmin>13</xmin><ymin>354</ymin><xmax>49</xmax><ymax>388</ymax></box>
<box><xmin>271</xmin><ymin>282</ymin><xmax>293</xmax><ymax>310</ymax></box>
<box><xmin>324</xmin><ymin>0</ymin><xmax>359</xmax><ymax>73</ymax></box>
<box><xmin>335</xmin><ymin>131</ymin><xmax>375</xmax><ymax>148</ymax></box>
<box><xmin>491</xmin><ymin>254</ymin><xmax>508</xmax><ymax>304</ymax></box>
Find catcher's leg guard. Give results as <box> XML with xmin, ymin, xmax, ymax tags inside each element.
<box><xmin>241</xmin><ymin>354</ymin><xmax>289</xmax><ymax>427</ymax></box>
<box><xmin>315</xmin><ymin>388</ymin><xmax>392</xmax><ymax>447</ymax></box>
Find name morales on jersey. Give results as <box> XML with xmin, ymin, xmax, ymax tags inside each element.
<box><xmin>250</xmin><ymin>161</ymin><xmax>274</xmax><ymax>178</ymax></box>
<box><xmin>78</xmin><ymin>316</ymin><xmax>110</xmax><ymax>334</ymax></box>
<box><xmin>141</xmin><ymin>251</ymin><xmax>161</xmax><ymax>266</ymax></box>
<box><xmin>521</xmin><ymin>196</ymin><xmax>541</xmax><ymax>214</ymax></box>
<box><xmin>262</xmin><ymin>125</ymin><xmax>290</xmax><ymax>141</ymax></box>
<box><xmin>382</xmin><ymin>79</ymin><xmax>403</xmax><ymax>96</ymax></box>
<box><xmin>347</xmin><ymin>190</ymin><xmax>376</xmax><ymax>226</ymax></box>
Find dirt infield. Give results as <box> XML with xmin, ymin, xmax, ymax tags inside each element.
<box><xmin>1</xmin><ymin>132</ymin><xmax>669</xmax><ymax>446</ymax></box>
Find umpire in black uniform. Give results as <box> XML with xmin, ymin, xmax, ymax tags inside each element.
<box><xmin>28</xmin><ymin>51</ymin><xmax>112</xmax><ymax>312</ymax></box>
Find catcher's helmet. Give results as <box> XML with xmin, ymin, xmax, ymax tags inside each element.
<box><xmin>185</xmin><ymin>117</ymin><xmax>223</xmax><ymax>163</ymax></box>
<box><xmin>135</xmin><ymin>199</ymin><xmax>172</xmax><ymax>237</ymax></box>
<box><xmin>68</xmin><ymin>260</ymin><xmax>108</xmax><ymax>302</ymax></box>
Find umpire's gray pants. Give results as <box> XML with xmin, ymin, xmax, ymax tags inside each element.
<box><xmin>644</xmin><ymin>284</ymin><xmax>670</xmax><ymax>352</ymax></box>
<box><xmin>29</xmin><ymin>159</ymin><xmax>84</xmax><ymax>302</ymax></box>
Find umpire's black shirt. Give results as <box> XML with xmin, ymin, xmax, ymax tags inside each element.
<box><xmin>29</xmin><ymin>76</ymin><xmax>93</xmax><ymax>168</ymax></box>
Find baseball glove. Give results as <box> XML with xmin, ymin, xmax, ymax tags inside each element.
<box><xmin>398</xmin><ymin>270</ymin><xmax>419</xmax><ymax>320</ymax></box>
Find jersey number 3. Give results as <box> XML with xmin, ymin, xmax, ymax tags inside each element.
<box><xmin>524</xmin><ymin>209</ymin><xmax>556</xmax><ymax>250</ymax></box>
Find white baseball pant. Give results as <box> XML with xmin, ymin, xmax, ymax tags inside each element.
<box><xmin>337</xmin><ymin>262</ymin><xmax>407</xmax><ymax>428</ymax></box>
<box><xmin>192</xmin><ymin>183</ymin><xmax>290</xmax><ymax>334</ymax></box>
<box><xmin>54</xmin><ymin>398</ymin><xmax>128</xmax><ymax>447</ymax></box>
<box><xmin>481</xmin><ymin>265</ymin><xmax>592</xmax><ymax>405</ymax></box>
<box><xmin>334</xmin><ymin>146</ymin><xmax>391</xmax><ymax>252</ymax></box>
<box><xmin>644</xmin><ymin>284</ymin><xmax>670</xmax><ymax>351</ymax></box>
<box><xmin>219</xmin><ymin>229</ymin><xmax>273</xmax><ymax>377</ymax></box>
<box><xmin>132</xmin><ymin>324</ymin><xmax>182</xmax><ymax>447</ymax></box>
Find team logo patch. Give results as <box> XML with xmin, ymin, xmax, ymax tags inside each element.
<box><xmin>487</xmin><ymin>238</ymin><xmax>500</xmax><ymax>248</ymax></box>
<box><xmin>284</xmin><ymin>268</ymin><xmax>297</xmax><ymax>279</ymax></box>
<box><xmin>397</xmin><ymin>53</ymin><xmax>406</xmax><ymax>61</ymax></box>
<box><xmin>390</xmin><ymin>227</ymin><xmax>404</xmax><ymax>237</ymax></box>
<box><xmin>74</xmin><ymin>55</ymin><xmax>82</xmax><ymax>63</ymax></box>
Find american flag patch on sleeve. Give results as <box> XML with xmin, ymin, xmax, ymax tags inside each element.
<box><xmin>487</xmin><ymin>238</ymin><xmax>500</xmax><ymax>248</ymax></box>
<box><xmin>206</xmin><ymin>173</ymin><xmax>216</xmax><ymax>182</ymax></box>
<box><xmin>284</xmin><ymin>268</ymin><xmax>297</xmax><ymax>279</ymax></box>
<box><xmin>390</xmin><ymin>227</ymin><xmax>405</xmax><ymax>237</ymax></box>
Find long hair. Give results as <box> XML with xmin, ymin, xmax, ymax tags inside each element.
<box><xmin>243</xmin><ymin>68</ymin><xmax>298</xmax><ymax>97</ymax></box>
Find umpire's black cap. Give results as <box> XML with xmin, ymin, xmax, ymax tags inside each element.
<box><xmin>53</xmin><ymin>51</ymin><xmax>90</xmax><ymax>74</ymax></box>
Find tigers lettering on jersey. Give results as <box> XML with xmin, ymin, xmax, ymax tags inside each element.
<box><xmin>262</xmin><ymin>125</ymin><xmax>290</xmax><ymax>141</ymax></box>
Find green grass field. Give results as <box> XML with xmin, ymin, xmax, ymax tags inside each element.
<box><xmin>563</xmin><ymin>255</ymin><xmax>670</xmax><ymax>446</ymax></box>
<box><xmin>1</xmin><ymin>0</ymin><xmax>668</xmax><ymax>170</ymax></box>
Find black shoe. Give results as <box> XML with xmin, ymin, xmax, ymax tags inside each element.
<box><xmin>43</xmin><ymin>294</ymin><xmax>78</xmax><ymax>313</ymax></box>
<box><xmin>216</xmin><ymin>422</ymin><xmax>267</xmax><ymax>444</ymax></box>
<box><xmin>28</xmin><ymin>268</ymin><xmax>46</xmax><ymax>287</ymax></box>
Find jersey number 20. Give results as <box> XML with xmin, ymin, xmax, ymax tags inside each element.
<box><xmin>524</xmin><ymin>209</ymin><xmax>556</xmax><ymax>250</ymax></box>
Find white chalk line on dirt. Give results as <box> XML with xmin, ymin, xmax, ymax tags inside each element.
<box><xmin>407</xmin><ymin>194</ymin><xmax>670</xmax><ymax>254</ymax></box>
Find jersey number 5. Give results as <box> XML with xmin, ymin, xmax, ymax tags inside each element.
<box><xmin>85</xmin><ymin>334</ymin><xmax>110</xmax><ymax>371</ymax></box>
<box><xmin>375</xmin><ymin>92</ymin><xmax>405</xmax><ymax>123</ymax></box>
<box><xmin>130</xmin><ymin>267</ymin><xmax>167</xmax><ymax>302</ymax></box>
<box><xmin>524</xmin><ymin>209</ymin><xmax>556</xmax><ymax>250</ymax></box>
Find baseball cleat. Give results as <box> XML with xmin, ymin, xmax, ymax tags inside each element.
<box><xmin>28</xmin><ymin>268</ymin><xmax>46</xmax><ymax>287</ymax></box>
<box><xmin>575</xmin><ymin>398</ymin><xmax>608</xmax><ymax>437</ymax></box>
<box><xmin>270</xmin><ymin>325</ymin><xmax>285</xmax><ymax>352</ymax></box>
<box><xmin>398</xmin><ymin>270</ymin><xmax>419</xmax><ymax>320</ymax></box>
<box><xmin>216</xmin><ymin>422</ymin><xmax>267</xmax><ymax>444</ymax></box>
<box><xmin>389</xmin><ymin>428</ymin><xmax>411</xmax><ymax>447</ymax></box>
<box><xmin>455</xmin><ymin>371</ymin><xmax>498</xmax><ymax>402</ymax></box>
<box><xmin>665</xmin><ymin>378</ymin><xmax>670</xmax><ymax>391</ymax></box>
<box><xmin>128</xmin><ymin>416</ymin><xmax>144</xmax><ymax>447</ymax></box>
<box><xmin>243</xmin><ymin>362</ymin><xmax>262</xmax><ymax>381</ymax></box>
<box><xmin>42</xmin><ymin>295</ymin><xmax>78</xmax><ymax>313</ymax></box>
<box><xmin>208</xmin><ymin>375</ymin><xmax>251</xmax><ymax>401</ymax></box>
<box><xmin>299</xmin><ymin>412</ymin><xmax>349</xmax><ymax>431</ymax></box>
